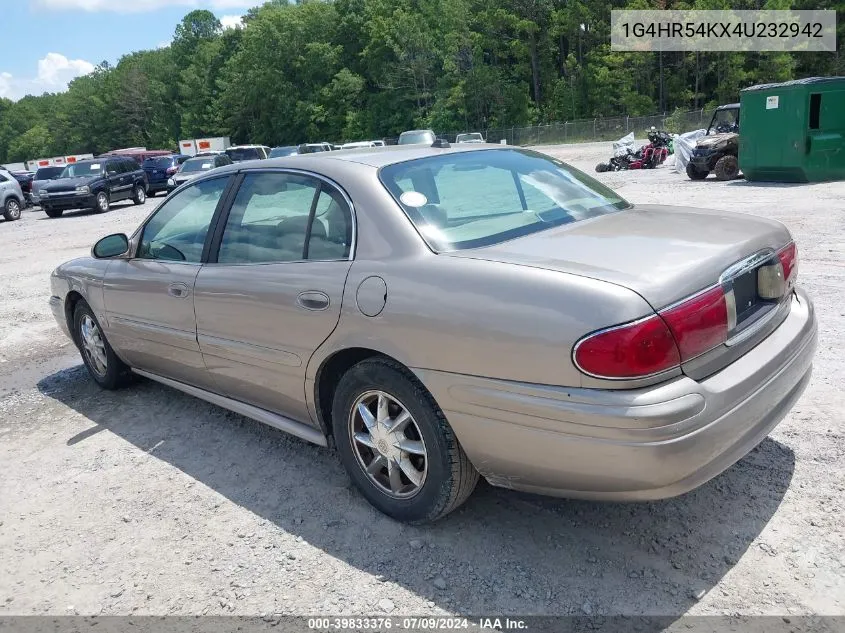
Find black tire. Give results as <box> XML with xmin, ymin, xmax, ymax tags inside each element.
<box><xmin>73</xmin><ymin>300</ymin><xmax>132</xmax><ymax>390</ymax></box>
<box><xmin>714</xmin><ymin>154</ymin><xmax>739</xmax><ymax>181</ymax></box>
<box><xmin>44</xmin><ymin>207</ymin><xmax>64</xmax><ymax>218</ymax></box>
<box><xmin>147</xmin><ymin>190</ymin><xmax>157</xmax><ymax>198</ymax></box>
<box><xmin>3</xmin><ymin>197</ymin><xmax>22</xmax><ymax>221</ymax></box>
<box><xmin>595</xmin><ymin>163</ymin><xmax>610</xmax><ymax>173</ymax></box>
<box><xmin>686</xmin><ymin>162</ymin><xmax>708</xmax><ymax>181</ymax></box>
<box><xmin>94</xmin><ymin>191</ymin><xmax>110</xmax><ymax>213</ymax></box>
<box><xmin>132</xmin><ymin>184</ymin><xmax>146</xmax><ymax>205</ymax></box>
<box><xmin>332</xmin><ymin>358</ymin><xmax>479</xmax><ymax>523</ymax></box>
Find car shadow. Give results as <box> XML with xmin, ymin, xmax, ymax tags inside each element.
<box><xmin>38</xmin><ymin>364</ymin><xmax>795</xmax><ymax>618</ymax></box>
<box><xmin>726</xmin><ymin>179</ymin><xmax>828</xmax><ymax>189</ymax></box>
<box><xmin>34</xmin><ymin>200</ymin><xmax>140</xmax><ymax>220</ymax></box>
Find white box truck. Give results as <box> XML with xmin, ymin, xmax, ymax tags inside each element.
<box><xmin>178</xmin><ymin>137</ymin><xmax>231</xmax><ymax>157</ymax></box>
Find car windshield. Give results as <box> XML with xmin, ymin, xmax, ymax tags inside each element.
<box><xmin>180</xmin><ymin>158</ymin><xmax>215</xmax><ymax>173</ymax></box>
<box><xmin>226</xmin><ymin>148</ymin><xmax>261</xmax><ymax>161</ymax></box>
<box><xmin>269</xmin><ymin>147</ymin><xmax>298</xmax><ymax>158</ymax></box>
<box><xmin>35</xmin><ymin>167</ymin><xmax>64</xmax><ymax>180</ymax></box>
<box><xmin>380</xmin><ymin>149</ymin><xmax>630</xmax><ymax>251</ymax></box>
<box><xmin>708</xmin><ymin>108</ymin><xmax>740</xmax><ymax>134</ymax></box>
<box><xmin>399</xmin><ymin>131</ymin><xmax>435</xmax><ymax>145</ymax></box>
<box><xmin>60</xmin><ymin>162</ymin><xmax>102</xmax><ymax>177</ymax></box>
<box><xmin>144</xmin><ymin>156</ymin><xmax>175</xmax><ymax>168</ymax></box>
<box><xmin>457</xmin><ymin>133</ymin><xmax>483</xmax><ymax>142</ymax></box>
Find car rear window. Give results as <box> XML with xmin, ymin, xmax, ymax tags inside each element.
<box><xmin>379</xmin><ymin>149</ymin><xmax>630</xmax><ymax>252</ymax></box>
<box><xmin>35</xmin><ymin>167</ymin><xmax>64</xmax><ymax>179</ymax></box>
<box><xmin>226</xmin><ymin>148</ymin><xmax>261</xmax><ymax>161</ymax></box>
<box><xmin>181</xmin><ymin>158</ymin><xmax>214</xmax><ymax>173</ymax></box>
<box><xmin>144</xmin><ymin>156</ymin><xmax>175</xmax><ymax>168</ymax></box>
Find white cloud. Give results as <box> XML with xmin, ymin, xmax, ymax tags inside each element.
<box><xmin>32</xmin><ymin>0</ymin><xmax>261</xmax><ymax>12</ymax></box>
<box><xmin>0</xmin><ymin>53</ymin><xmax>95</xmax><ymax>101</ymax></box>
<box><xmin>220</xmin><ymin>14</ymin><xmax>243</xmax><ymax>29</ymax></box>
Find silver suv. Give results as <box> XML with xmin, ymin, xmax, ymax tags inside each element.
<box><xmin>0</xmin><ymin>169</ymin><xmax>25</xmax><ymax>222</ymax></box>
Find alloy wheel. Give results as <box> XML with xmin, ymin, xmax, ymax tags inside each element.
<box><xmin>80</xmin><ymin>315</ymin><xmax>108</xmax><ymax>377</ymax></box>
<box><xmin>7</xmin><ymin>200</ymin><xmax>20</xmax><ymax>220</ymax></box>
<box><xmin>349</xmin><ymin>390</ymin><xmax>428</xmax><ymax>499</ymax></box>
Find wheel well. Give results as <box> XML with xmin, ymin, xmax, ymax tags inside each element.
<box><xmin>314</xmin><ymin>347</ymin><xmax>400</xmax><ymax>436</ymax></box>
<box><xmin>64</xmin><ymin>291</ymin><xmax>84</xmax><ymax>343</ymax></box>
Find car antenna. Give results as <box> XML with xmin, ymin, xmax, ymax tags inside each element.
<box><xmin>431</xmin><ymin>138</ymin><xmax>451</xmax><ymax>148</ymax></box>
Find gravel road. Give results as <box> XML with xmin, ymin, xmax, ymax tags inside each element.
<box><xmin>0</xmin><ymin>145</ymin><xmax>843</xmax><ymax>622</ymax></box>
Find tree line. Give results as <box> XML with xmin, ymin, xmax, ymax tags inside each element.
<box><xmin>1</xmin><ymin>0</ymin><xmax>843</xmax><ymax>163</ymax></box>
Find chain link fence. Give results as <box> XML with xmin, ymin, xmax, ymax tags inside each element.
<box><xmin>439</xmin><ymin>109</ymin><xmax>712</xmax><ymax>146</ymax></box>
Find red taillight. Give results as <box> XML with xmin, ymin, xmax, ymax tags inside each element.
<box><xmin>660</xmin><ymin>286</ymin><xmax>728</xmax><ymax>362</ymax></box>
<box><xmin>573</xmin><ymin>315</ymin><xmax>681</xmax><ymax>379</ymax></box>
<box><xmin>574</xmin><ymin>286</ymin><xmax>730</xmax><ymax>379</ymax></box>
<box><xmin>778</xmin><ymin>242</ymin><xmax>797</xmax><ymax>283</ymax></box>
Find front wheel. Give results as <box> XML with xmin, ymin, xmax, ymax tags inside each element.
<box><xmin>595</xmin><ymin>163</ymin><xmax>609</xmax><ymax>173</ymax></box>
<box><xmin>332</xmin><ymin>358</ymin><xmax>479</xmax><ymax>523</ymax></box>
<box><xmin>73</xmin><ymin>300</ymin><xmax>132</xmax><ymax>390</ymax></box>
<box><xmin>714</xmin><ymin>154</ymin><xmax>739</xmax><ymax>181</ymax></box>
<box><xmin>94</xmin><ymin>191</ymin><xmax>110</xmax><ymax>213</ymax></box>
<box><xmin>3</xmin><ymin>198</ymin><xmax>21</xmax><ymax>221</ymax></box>
<box><xmin>44</xmin><ymin>207</ymin><xmax>64</xmax><ymax>218</ymax></box>
<box><xmin>132</xmin><ymin>184</ymin><xmax>146</xmax><ymax>205</ymax></box>
<box><xmin>686</xmin><ymin>162</ymin><xmax>708</xmax><ymax>180</ymax></box>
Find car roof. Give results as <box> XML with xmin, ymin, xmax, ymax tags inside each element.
<box><xmin>211</xmin><ymin>143</ymin><xmax>510</xmax><ymax>172</ymax></box>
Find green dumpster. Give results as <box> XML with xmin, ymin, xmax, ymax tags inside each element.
<box><xmin>739</xmin><ymin>77</ymin><xmax>845</xmax><ymax>183</ymax></box>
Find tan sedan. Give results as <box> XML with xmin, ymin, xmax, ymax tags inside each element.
<box><xmin>50</xmin><ymin>144</ymin><xmax>816</xmax><ymax>523</ymax></box>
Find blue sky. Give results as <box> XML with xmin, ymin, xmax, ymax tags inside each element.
<box><xmin>0</xmin><ymin>0</ymin><xmax>264</xmax><ymax>101</ymax></box>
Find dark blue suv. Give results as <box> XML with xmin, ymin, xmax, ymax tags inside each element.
<box><xmin>143</xmin><ymin>155</ymin><xmax>189</xmax><ymax>197</ymax></box>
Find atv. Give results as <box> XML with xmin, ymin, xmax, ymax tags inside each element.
<box><xmin>686</xmin><ymin>103</ymin><xmax>740</xmax><ymax>181</ymax></box>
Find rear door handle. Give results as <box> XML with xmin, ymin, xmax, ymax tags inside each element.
<box><xmin>297</xmin><ymin>291</ymin><xmax>330</xmax><ymax>311</ymax></box>
<box><xmin>168</xmin><ymin>282</ymin><xmax>190</xmax><ymax>298</ymax></box>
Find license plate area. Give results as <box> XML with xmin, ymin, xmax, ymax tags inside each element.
<box><xmin>722</xmin><ymin>249</ymin><xmax>787</xmax><ymax>341</ymax></box>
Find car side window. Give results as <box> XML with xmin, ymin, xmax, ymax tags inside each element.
<box><xmin>216</xmin><ymin>172</ymin><xmax>351</xmax><ymax>265</ymax></box>
<box><xmin>138</xmin><ymin>177</ymin><xmax>229</xmax><ymax>263</ymax></box>
<box><xmin>106</xmin><ymin>161</ymin><xmax>119</xmax><ymax>175</ymax></box>
<box><xmin>0</xmin><ymin>173</ymin><xmax>7</xmax><ymax>183</ymax></box>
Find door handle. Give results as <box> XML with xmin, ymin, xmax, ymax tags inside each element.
<box><xmin>168</xmin><ymin>282</ymin><xmax>190</xmax><ymax>298</ymax></box>
<box><xmin>297</xmin><ymin>291</ymin><xmax>330</xmax><ymax>311</ymax></box>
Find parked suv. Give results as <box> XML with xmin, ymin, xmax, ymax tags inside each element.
<box><xmin>40</xmin><ymin>157</ymin><xmax>148</xmax><ymax>218</ymax></box>
<box><xmin>143</xmin><ymin>154</ymin><xmax>189</xmax><ymax>197</ymax></box>
<box><xmin>0</xmin><ymin>168</ymin><xmax>25</xmax><ymax>221</ymax></box>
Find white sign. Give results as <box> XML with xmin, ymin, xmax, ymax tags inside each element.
<box><xmin>766</xmin><ymin>95</ymin><xmax>779</xmax><ymax>110</ymax></box>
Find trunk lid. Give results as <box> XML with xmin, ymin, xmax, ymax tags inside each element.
<box><xmin>444</xmin><ymin>204</ymin><xmax>791</xmax><ymax>310</ymax></box>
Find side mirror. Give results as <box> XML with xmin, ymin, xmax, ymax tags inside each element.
<box><xmin>92</xmin><ymin>233</ymin><xmax>129</xmax><ymax>259</ymax></box>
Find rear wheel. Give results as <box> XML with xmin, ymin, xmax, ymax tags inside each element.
<box><xmin>132</xmin><ymin>184</ymin><xmax>146</xmax><ymax>205</ymax></box>
<box><xmin>595</xmin><ymin>163</ymin><xmax>609</xmax><ymax>173</ymax></box>
<box><xmin>44</xmin><ymin>207</ymin><xmax>64</xmax><ymax>218</ymax></box>
<box><xmin>73</xmin><ymin>300</ymin><xmax>132</xmax><ymax>390</ymax></box>
<box><xmin>94</xmin><ymin>191</ymin><xmax>110</xmax><ymax>213</ymax></box>
<box><xmin>332</xmin><ymin>358</ymin><xmax>479</xmax><ymax>523</ymax></box>
<box><xmin>3</xmin><ymin>198</ymin><xmax>21</xmax><ymax>221</ymax></box>
<box><xmin>686</xmin><ymin>162</ymin><xmax>708</xmax><ymax>180</ymax></box>
<box><xmin>714</xmin><ymin>154</ymin><xmax>739</xmax><ymax>181</ymax></box>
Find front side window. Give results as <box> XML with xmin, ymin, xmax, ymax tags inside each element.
<box><xmin>138</xmin><ymin>177</ymin><xmax>228</xmax><ymax>263</ymax></box>
<box><xmin>216</xmin><ymin>172</ymin><xmax>351</xmax><ymax>265</ymax></box>
<box><xmin>379</xmin><ymin>149</ymin><xmax>629</xmax><ymax>251</ymax></box>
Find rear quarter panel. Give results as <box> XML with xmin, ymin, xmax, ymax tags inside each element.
<box><xmin>309</xmin><ymin>254</ymin><xmax>658</xmax><ymax>389</ymax></box>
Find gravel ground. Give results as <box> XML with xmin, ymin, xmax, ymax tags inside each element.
<box><xmin>0</xmin><ymin>145</ymin><xmax>843</xmax><ymax>622</ymax></box>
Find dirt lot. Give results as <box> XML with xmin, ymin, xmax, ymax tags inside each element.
<box><xmin>1</xmin><ymin>144</ymin><xmax>843</xmax><ymax>622</ymax></box>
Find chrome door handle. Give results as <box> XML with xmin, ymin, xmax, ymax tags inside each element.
<box><xmin>297</xmin><ymin>291</ymin><xmax>330</xmax><ymax>311</ymax></box>
<box><xmin>168</xmin><ymin>282</ymin><xmax>190</xmax><ymax>298</ymax></box>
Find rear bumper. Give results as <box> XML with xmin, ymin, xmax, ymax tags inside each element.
<box><xmin>414</xmin><ymin>289</ymin><xmax>816</xmax><ymax>500</ymax></box>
